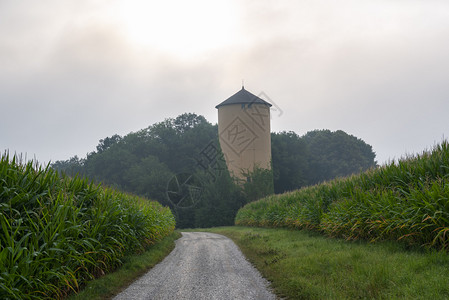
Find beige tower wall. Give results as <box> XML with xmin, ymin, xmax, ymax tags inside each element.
<box><xmin>217</xmin><ymin>103</ymin><xmax>271</xmax><ymax>179</ymax></box>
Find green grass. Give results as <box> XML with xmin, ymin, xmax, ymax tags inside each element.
<box><xmin>69</xmin><ymin>231</ymin><xmax>181</xmax><ymax>300</ymax></box>
<box><xmin>236</xmin><ymin>140</ymin><xmax>449</xmax><ymax>250</ymax></box>
<box><xmin>0</xmin><ymin>154</ymin><xmax>175</xmax><ymax>299</ymax></box>
<box><xmin>200</xmin><ymin>226</ymin><xmax>449</xmax><ymax>300</ymax></box>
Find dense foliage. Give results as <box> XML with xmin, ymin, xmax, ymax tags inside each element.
<box><xmin>272</xmin><ymin>129</ymin><xmax>377</xmax><ymax>193</ymax></box>
<box><xmin>52</xmin><ymin>114</ymin><xmax>216</xmax><ymax>207</ymax></box>
<box><xmin>236</xmin><ymin>140</ymin><xmax>449</xmax><ymax>251</ymax></box>
<box><xmin>0</xmin><ymin>154</ymin><xmax>175</xmax><ymax>299</ymax></box>
<box><xmin>52</xmin><ymin>113</ymin><xmax>377</xmax><ymax>228</ymax></box>
<box><xmin>192</xmin><ymin>171</ymin><xmax>245</xmax><ymax>228</ymax></box>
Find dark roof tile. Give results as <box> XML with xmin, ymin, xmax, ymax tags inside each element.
<box><xmin>215</xmin><ymin>87</ymin><xmax>272</xmax><ymax>108</ymax></box>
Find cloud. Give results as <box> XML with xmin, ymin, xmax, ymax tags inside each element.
<box><xmin>1</xmin><ymin>0</ymin><xmax>449</xmax><ymax>165</ymax></box>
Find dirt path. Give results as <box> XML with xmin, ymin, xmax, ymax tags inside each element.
<box><xmin>113</xmin><ymin>232</ymin><xmax>276</xmax><ymax>300</ymax></box>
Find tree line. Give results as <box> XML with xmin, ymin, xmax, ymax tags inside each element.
<box><xmin>52</xmin><ymin>113</ymin><xmax>377</xmax><ymax>228</ymax></box>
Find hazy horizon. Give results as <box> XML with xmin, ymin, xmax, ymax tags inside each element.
<box><xmin>1</xmin><ymin>0</ymin><xmax>449</xmax><ymax>165</ymax></box>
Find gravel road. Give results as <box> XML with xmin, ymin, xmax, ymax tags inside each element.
<box><xmin>113</xmin><ymin>232</ymin><xmax>276</xmax><ymax>300</ymax></box>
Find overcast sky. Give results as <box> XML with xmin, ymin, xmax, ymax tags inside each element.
<box><xmin>1</xmin><ymin>0</ymin><xmax>449</xmax><ymax>166</ymax></box>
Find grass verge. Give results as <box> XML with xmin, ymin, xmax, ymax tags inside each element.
<box><xmin>200</xmin><ymin>226</ymin><xmax>449</xmax><ymax>299</ymax></box>
<box><xmin>68</xmin><ymin>231</ymin><xmax>181</xmax><ymax>300</ymax></box>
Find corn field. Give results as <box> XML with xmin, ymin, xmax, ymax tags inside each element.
<box><xmin>0</xmin><ymin>154</ymin><xmax>175</xmax><ymax>299</ymax></box>
<box><xmin>236</xmin><ymin>140</ymin><xmax>449</xmax><ymax>250</ymax></box>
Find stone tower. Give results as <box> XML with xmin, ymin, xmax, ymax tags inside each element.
<box><xmin>216</xmin><ymin>87</ymin><xmax>272</xmax><ymax>180</ymax></box>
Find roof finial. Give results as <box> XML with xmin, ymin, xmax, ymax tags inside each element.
<box><xmin>242</xmin><ymin>79</ymin><xmax>244</xmax><ymax>90</ymax></box>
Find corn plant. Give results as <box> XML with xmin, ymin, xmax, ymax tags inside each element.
<box><xmin>0</xmin><ymin>153</ymin><xmax>175</xmax><ymax>299</ymax></box>
<box><xmin>235</xmin><ymin>140</ymin><xmax>449</xmax><ymax>251</ymax></box>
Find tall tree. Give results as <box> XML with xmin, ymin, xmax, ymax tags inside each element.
<box><xmin>241</xmin><ymin>166</ymin><xmax>275</xmax><ymax>203</ymax></box>
<box><xmin>271</xmin><ymin>131</ymin><xmax>308</xmax><ymax>193</ymax></box>
<box><xmin>194</xmin><ymin>170</ymin><xmax>244</xmax><ymax>228</ymax></box>
<box><xmin>303</xmin><ymin>129</ymin><xmax>377</xmax><ymax>184</ymax></box>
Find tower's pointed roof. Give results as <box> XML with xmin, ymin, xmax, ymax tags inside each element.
<box><xmin>215</xmin><ymin>87</ymin><xmax>272</xmax><ymax>109</ymax></box>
